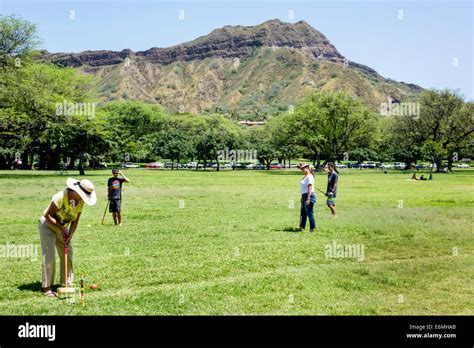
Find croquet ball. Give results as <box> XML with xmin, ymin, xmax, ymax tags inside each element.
<box><xmin>90</xmin><ymin>284</ymin><xmax>97</xmax><ymax>289</ymax></box>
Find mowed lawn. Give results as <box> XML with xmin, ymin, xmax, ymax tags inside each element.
<box><xmin>0</xmin><ymin>168</ymin><xmax>472</xmax><ymax>315</ymax></box>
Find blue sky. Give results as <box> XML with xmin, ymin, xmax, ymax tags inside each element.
<box><xmin>1</xmin><ymin>0</ymin><xmax>472</xmax><ymax>100</ymax></box>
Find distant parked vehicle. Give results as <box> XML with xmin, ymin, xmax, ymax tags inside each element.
<box><xmin>393</xmin><ymin>162</ymin><xmax>405</xmax><ymax>169</ymax></box>
<box><xmin>231</xmin><ymin>163</ymin><xmax>245</xmax><ymax>170</ymax></box>
<box><xmin>362</xmin><ymin>162</ymin><xmax>376</xmax><ymax>168</ymax></box>
<box><xmin>335</xmin><ymin>163</ymin><xmax>347</xmax><ymax>169</ymax></box>
<box><xmin>144</xmin><ymin>162</ymin><xmax>163</xmax><ymax>169</ymax></box>
<box><xmin>380</xmin><ymin>163</ymin><xmax>393</xmax><ymax>169</ymax></box>
<box><xmin>246</xmin><ymin>163</ymin><xmax>257</xmax><ymax>169</ymax></box>
<box><xmin>165</xmin><ymin>162</ymin><xmax>183</xmax><ymax>169</ymax></box>
<box><xmin>456</xmin><ymin>163</ymin><xmax>470</xmax><ymax>168</ymax></box>
<box><xmin>122</xmin><ymin>162</ymin><xmax>140</xmax><ymax>169</ymax></box>
<box><xmin>415</xmin><ymin>164</ymin><xmax>426</xmax><ymax>169</ymax></box>
<box><xmin>347</xmin><ymin>162</ymin><xmax>361</xmax><ymax>169</ymax></box>
<box><xmin>283</xmin><ymin>164</ymin><xmax>298</xmax><ymax>169</ymax></box>
<box><xmin>186</xmin><ymin>162</ymin><xmax>203</xmax><ymax>169</ymax></box>
<box><xmin>255</xmin><ymin>164</ymin><xmax>266</xmax><ymax>170</ymax></box>
<box><xmin>270</xmin><ymin>163</ymin><xmax>283</xmax><ymax>169</ymax></box>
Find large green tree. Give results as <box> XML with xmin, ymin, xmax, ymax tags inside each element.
<box><xmin>101</xmin><ymin>101</ymin><xmax>166</xmax><ymax>163</ymax></box>
<box><xmin>288</xmin><ymin>91</ymin><xmax>378</xmax><ymax>167</ymax></box>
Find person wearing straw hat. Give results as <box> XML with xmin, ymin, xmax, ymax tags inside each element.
<box><xmin>298</xmin><ymin>163</ymin><xmax>316</xmax><ymax>232</ymax></box>
<box><xmin>38</xmin><ymin>178</ymin><xmax>96</xmax><ymax>297</ymax></box>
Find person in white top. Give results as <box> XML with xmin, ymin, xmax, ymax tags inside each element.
<box><xmin>298</xmin><ymin>163</ymin><xmax>316</xmax><ymax>232</ymax></box>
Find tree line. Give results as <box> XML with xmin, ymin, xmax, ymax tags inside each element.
<box><xmin>1</xmin><ymin>15</ymin><xmax>472</xmax><ymax>175</ymax></box>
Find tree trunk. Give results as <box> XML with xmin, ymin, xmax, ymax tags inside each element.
<box><xmin>434</xmin><ymin>156</ymin><xmax>444</xmax><ymax>173</ymax></box>
<box><xmin>447</xmin><ymin>157</ymin><xmax>453</xmax><ymax>172</ymax></box>
<box><xmin>78</xmin><ymin>153</ymin><xmax>85</xmax><ymax>176</ymax></box>
<box><xmin>39</xmin><ymin>150</ymin><xmax>47</xmax><ymax>170</ymax></box>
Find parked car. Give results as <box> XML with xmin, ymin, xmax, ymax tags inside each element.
<box><xmin>335</xmin><ymin>163</ymin><xmax>347</xmax><ymax>169</ymax></box>
<box><xmin>165</xmin><ymin>162</ymin><xmax>183</xmax><ymax>169</ymax></box>
<box><xmin>270</xmin><ymin>163</ymin><xmax>283</xmax><ymax>169</ymax></box>
<box><xmin>380</xmin><ymin>163</ymin><xmax>393</xmax><ymax>169</ymax></box>
<box><xmin>347</xmin><ymin>162</ymin><xmax>361</xmax><ymax>169</ymax></box>
<box><xmin>393</xmin><ymin>162</ymin><xmax>405</xmax><ymax>169</ymax></box>
<box><xmin>246</xmin><ymin>163</ymin><xmax>257</xmax><ymax>169</ymax></box>
<box><xmin>186</xmin><ymin>162</ymin><xmax>203</xmax><ymax>169</ymax></box>
<box><xmin>122</xmin><ymin>162</ymin><xmax>140</xmax><ymax>169</ymax></box>
<box><xmin>255</xmin><ymin>164</ymin><xmax>266</xmax><ymax>170</ymax></box>
<box><xmin>144</xmin><ymin>162</ymin><xmax>163</xmax><ymax>169</ymax></box>
<box><xmin>456</xmin><ymin>163</ymin><xmax>470</xmax><ymax>168</ymax></box>
<box><xmin>362</xmin><ymin>162</ymin><xmax>376</xmax><ymax>168</ymax></box>
<box><xmin>415</xmin><ymin>164</ymin><xmax>426</xmax><ymax>169</ymax></box>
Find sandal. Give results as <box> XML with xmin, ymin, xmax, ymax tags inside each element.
<box><xmin>44</xmin><ymin>290</ymin><xmax>58</xmax><ymax>297</ymax></box>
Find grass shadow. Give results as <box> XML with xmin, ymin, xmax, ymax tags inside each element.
<box><xmin>17</xmin><ymin>281</ymin><xmax>43</xmax><ymax>292</ymax></box>
<box><xmin>274</xmin><ymin>226</ymin><xmax>302</xmax><ymax>233</ymax></box>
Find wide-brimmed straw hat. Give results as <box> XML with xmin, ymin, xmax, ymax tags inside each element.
<box><xmin>66</xmin><ymin>178</ymin><xmax>97</xmax><ymax>206</ymax></box>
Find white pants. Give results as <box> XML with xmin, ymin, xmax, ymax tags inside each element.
<box><xmin>38</xmin><ymin>216</ymin><xmax>74</xmax><ymax>288</ymax></box>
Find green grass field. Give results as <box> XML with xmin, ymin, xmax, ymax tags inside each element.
<box><xmin>0</xmin><ymin>169</ymin><xmax>472</xmax><ymax>315</ymax></box>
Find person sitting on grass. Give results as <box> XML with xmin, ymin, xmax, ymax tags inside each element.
<box><xmin>326</xmin><ymin>162</ymin><xmax>338</xmax><ymax>216</ymax></box>
<box><xmin>107</xmin><ymin>169</ymin><xmax>130</xmax><ymax>226</ymax></box>
<box><xmin>411</xmin><ymin>173</ymin><xmax>419</xmax><ymax>180</ymax></box>
<box><xmin>420</xmin><ymin>175</ymin><xmax>427</xmax><ymax>181</ymax></box>
<box><xmin>39</xmin><ymin>178</ymin><xmax>97</xmax><ymax>297</ymax></box>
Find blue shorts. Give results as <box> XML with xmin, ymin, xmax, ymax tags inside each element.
<box><xmin>326</xmin><ymin>193</ymin><xmax>336</xmax><ymax>206</ymax></box>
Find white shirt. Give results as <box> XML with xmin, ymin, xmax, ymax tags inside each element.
<box><xmin>300</xmin><ymin>174</ymin><xmax>314</xmax><ymax>194</ymax></box>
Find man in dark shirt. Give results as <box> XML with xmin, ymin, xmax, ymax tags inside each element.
<box><xmin>326</xmin><ymin>162</ymin><xmax>338</xmax><ymax>216</ymax></box>
<box><xmin>107</xmin><ymin>169</ymin><xmax>130</xmax><ymax>226</ymax></box>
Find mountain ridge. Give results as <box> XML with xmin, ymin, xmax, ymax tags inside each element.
<box><xmin>40</xmin><ymin>19</ymin><xmax>423</xmax><ymax>114</ymax></box>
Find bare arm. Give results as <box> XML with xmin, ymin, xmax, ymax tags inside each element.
<box><xmin>306</xmin><ymin>184</ymin><xmax>313</xmax><ymax>203</ymax></box>
<box><xmin>330</xmin><ymin>178</ymin><xmax>338</xmax><ymax>195</ymax></box>
<box><xmin>64</xmin><ymin>212</ymin><xmax>81</xmax><ymax>245</ymax></box>
<box><xmin>119</xmin><ymin>170</ymin><xmax>130</xmax><ymax>183</ymax></box>
<box><xmin>44</xmin><ymin>202</ymin><xmax>69</xmax><ymax>240</ymax></box>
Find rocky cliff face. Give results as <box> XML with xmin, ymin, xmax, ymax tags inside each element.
<box><xmin>40</xmin><ymin>19</ymin><xmax>422</xmax><ymax>114</ymax></box>
<box><xmin>44</xmin><ymin>20</ymin><xmax>346</xmax><ymax>67</ymax></box>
